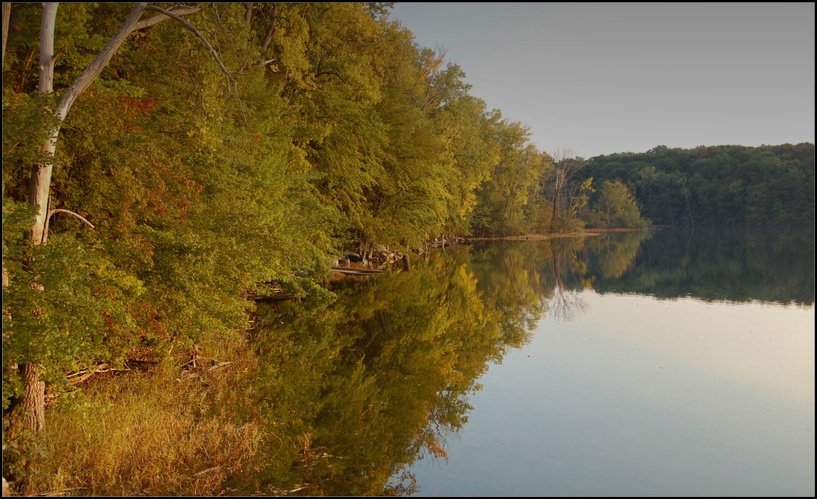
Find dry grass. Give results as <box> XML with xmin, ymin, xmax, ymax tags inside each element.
<box><xmin>6</xmin><ymin>332</ymin><xmax>264</xmax><ymax>496</ymax></box>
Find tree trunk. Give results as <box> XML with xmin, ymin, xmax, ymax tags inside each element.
<box><xmin>14</xmin><ymin>2</ymin><xmax>59</xmax><ymax>435</ymax></box>
<box><xmin>16</xmin><ymin>2</ymin><xmax>151</xmax><ymax>435</ymax></box>
<box><xmin>244</xmin><ymin>2</ymin><xmax>253</xmax><ymax>24</ymax></box>
<box><xmin>19</xmin><ymin>363</ymin><xmax>45</xmax><ymax>432</ymax></box>
<box><xmin>30</xmin><ymin>1</ymin><xmax>149</xmax><ymax>242</ymax></box>
<box><xmin>2</xmin><ymin>3</ymin><xmax>10</xmax><ymax>68</ymax></box>
<box><xmin>28</xmin><ymin>2</ymin><xmax>58</xmax><ymax>245</ymax></box>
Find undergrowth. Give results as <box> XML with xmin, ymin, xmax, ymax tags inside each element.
<box><xmin>3</xmin><ymin>331</ymin><xmax>268</xmax><ymax>496</ymax></box>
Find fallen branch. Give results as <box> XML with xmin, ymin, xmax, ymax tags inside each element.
<box><xmin>208</xmin><ymin>361</ymin><xmax>232</xmax><ymax>372</ymax></box>
<box><xmin>66</xmin><ymin>363</ymin><xmax>131</xmax><ymax>385</ymax></box>
<box><xmin>66</xmin><ymin>363</ymin><xmax>108</xmax><ymax>378</ymax></box>
<box><xmin>191</xmin><ymin>466</ymin><xmax>221</xmax><ymax>478</ymax></box>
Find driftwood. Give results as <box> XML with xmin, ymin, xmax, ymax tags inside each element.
<box><xmin>243</xmin><ymin>282</ymin><xmax>297</xmax><ymax>302</ymax></box>
<box><xmin>66</xmin><ymin>363</ymin><xmax>131</xmax><ymax>385</ymax></box>
<box><xmin>208</xmin><ymin>361</ymin><xmax>232</xmax><ymax>372</ymax></box>
<box><xmin>330</xmin><ymin>266</ymin><xmax>386</xmax><ymax>276</ymax></box>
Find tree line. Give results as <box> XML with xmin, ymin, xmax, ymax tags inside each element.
<box><xmin>0</xmin><ymin>1</ymin><xmax>597</xmax><ymax>438</ymax></box>
<box><xmin>579</xmin><ymin>143</ymin><xmax>815</xmax><ymax>228</ymax></box>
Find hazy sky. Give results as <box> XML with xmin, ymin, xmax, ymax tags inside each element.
<box><xmin>388</xmin><ymin>2</ymin><xmax>815</xmax><ymax>159</ymax></box>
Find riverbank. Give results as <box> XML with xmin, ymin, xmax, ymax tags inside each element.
<box><xmin>464</xmin><ymin>231</ymin><xmax>599</xmax><ymax>242</ymax></box>
<box><xmin>462</xmin><ymin>227</ymin><xmax>658</xmax><ymax>242</ymax></box>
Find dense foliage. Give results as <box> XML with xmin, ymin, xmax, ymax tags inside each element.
<box><xmin>580</xmin><ymin>143</ymin><xmax>815</xmax><ymax>227</ymax></box>
<box><xmin>2</xmin><ymin>2</ymin><xmax>552</xmax><ymax>424</ymax></box>
<box><xmin>585</xmin><ymin>179</ymin><xmax>650</xmax><ymax>229</ymax></box>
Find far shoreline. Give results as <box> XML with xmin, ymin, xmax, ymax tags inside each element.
<box><xmin>463</xmin><ymin>227</ymin><xmax>652</xmax><ymax>242</ymax></box>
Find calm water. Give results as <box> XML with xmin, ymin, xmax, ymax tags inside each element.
<box><xmin>245</xmin><ymin>228</ymin><xmax>814</xmax><ymax>496</ymax></box>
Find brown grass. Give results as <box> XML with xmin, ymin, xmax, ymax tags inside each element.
<box><xmin>6</xmin><ymin>333</ymin><xmax>264</xmax><ymax>496</ymax></box>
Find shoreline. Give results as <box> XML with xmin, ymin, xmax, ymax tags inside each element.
<box><xmin>464</xmin><ymin>232</ymin><xmax>594</xmax><ymax>242</ymax></box>
<box><xmin>463</xmin><ymin>227</ymin><xmax>654</xmax><ymax>242</ymax></box>
<box><xmin>463</xmin><ymin>231</ymin><xmax>598</xmax><ymax>242</ymax></box>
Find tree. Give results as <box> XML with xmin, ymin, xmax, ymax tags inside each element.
<box><xmin>543</xmin><ymin>147</ymin><xmax>586</xmax><ymax>232</ymax></box>
<box><xmin>582</xmin><ymin>144</ymin><xmax>814</xmax><ymax>227</ymax></box>
<box><xmin>589</xmin><ymin>179</ymin><xmax>650</xmax><ymax>228</ymax></box>
<box><xmin>5</xmin><ymin>1</ymin><xmax>226</xmax><ymax>435</ymax></box>
<box><xmin>433</xmin><ymin>94</ymin><xmax>499</xmax><ymax>237</ymax></box>
<box><xmin>470</xmin><ymin>118</ymin><xmax>546</xmax><ymax>237</ymax></box>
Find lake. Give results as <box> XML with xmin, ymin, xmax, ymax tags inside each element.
<box><xmin>246</xmin><ymin>227</ymin><xmax>814</xmax><ymax>496</ymax></box>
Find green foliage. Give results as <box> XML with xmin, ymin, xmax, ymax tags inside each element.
<box><xmin>587</xmin><ymin>179</ymin><xmax>650</xmax><ymax>228</ymax></box>
<box><xmin>2</xmin><ymin>90</ymin><xmax>61</xmax><ymax>200</ymax></box>
<box><xmin>471</xmin><ymin>118</ymin><xmax>547</xmax><ymax>236</ymax></box>
<box><xmin>3</xmin><ymin>197</ymin><xmax>144</xmax><ymax>408</ymax></box>
<box><xmin>0</xmin><ymin>1</ymin><xmax>617</xmax><ymax>441</ymax></box>
<box><xmin>582</xmin><ymin>143</ymin><xmax>815</xmax><ymax>227</ymax></box>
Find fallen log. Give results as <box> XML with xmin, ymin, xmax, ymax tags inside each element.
<box><xmin>330</xmin><ymin>266</ymin><xmax>386</xmax><ymax>276</ymax></box>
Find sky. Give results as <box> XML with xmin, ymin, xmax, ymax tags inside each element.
<box><xmin>388</xmin><ymin>2</ymin><xmax>815</xmax><ymax>159</ymax></box>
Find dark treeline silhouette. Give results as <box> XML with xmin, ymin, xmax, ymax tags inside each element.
<box><xmin>580</xmin><ymin>143</ymin><xmax>815</xmax><ymax>228</ymax></box>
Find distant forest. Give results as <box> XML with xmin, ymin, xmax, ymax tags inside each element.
<box><xmin>580</xmin><ymin>143</ymin><xmax>815</xmax><ymax>228</ymax></box>
<box><xmin>1</xmin><ymin>2</ymin><xmax>814</xmax><ymax>442</ymax></box>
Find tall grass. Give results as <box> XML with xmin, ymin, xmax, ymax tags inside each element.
<box><xmin>5</xmin><ymin>332</ymin><xmax>266</xmax><ymax>496</ymax></box>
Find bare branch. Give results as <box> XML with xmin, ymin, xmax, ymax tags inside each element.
<box><xmin>48</xmin><ymin>46</ymin><xmax>65</xmax><ymax>65</ymax></box>
<box><xmin>315</xmin><ymin>70</ymin><xmax>346</xmax><ymax>83</ymax></box>
<box><xmin>260</xmin><ymin>3</ymin><xmax>278</xmax><ymax>54</ymax></box>
<box><xmin>128</xmin><ymin>5</ymin><xmax>200</xmax><ymax>33</ymax></box>
<box><xmin>67</xmin><ymin>363</ymin><xmax>131</xmax><ymax>386</ymax></box>
<box><xmin>144</xmin><ymin>4</ymin><xmax>236</xmax><ymax>82</ymax></box>
<box><xmin>55</xmin><ymin>3</ymin><xmax>150</xmax><ymax>121</ymax></box>
<box><xmin>47</xmin><ymin>208</ymin><xmax>95</xmax><ymax>229</ymax></box>
<box><xmin>244</xmin><ymin>2</ymin><xmax>253</xmax><ymax>24</ymax></box>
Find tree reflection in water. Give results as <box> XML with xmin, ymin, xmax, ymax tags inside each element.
<box><xmin>230</xmin><ymin>228</ymin><xmax>812</xmax><ymax>495</ymax></box>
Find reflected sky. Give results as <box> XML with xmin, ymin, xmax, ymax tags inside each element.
<box><xmin>550</xmin><ymin>293</ymin><xmax>815</xmax><ymax>404</ymax></box>
<box><xmin>406</xmin><ymin>290</ymin><xmax>815</xmax><ymax>497</ymax></box>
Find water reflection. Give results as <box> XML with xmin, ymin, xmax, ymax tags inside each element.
<box><xmin>243</xmin><ymin>251</ymin><xmax>529</xmax><ymax>495</ymax></box>
<box><xmin>589</xmin><ymin>227</ymin><xmax>815</xmax><ymax>306</ymax></box>
<box><xmin>235</xmin><ymin>228</ymin><xmax>813</xmax><ymax>495</ymax></box>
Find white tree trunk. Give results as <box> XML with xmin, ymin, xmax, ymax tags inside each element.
<box><xmin>29</xmin><ymin>2</ymin><xmax>149</xmax><ymax>245</ymax></box>
<box><xmin>28</xmin><ymin>2</ymin><xmax>58</xmax><ymax>245</ymax></box>
<box><xmin>17</xmin><ymin>1</ymin><xmax>211</xmax><ymax>434</ymax></box>
<box><xmin>14</xmin><ymin>2</ymin><xmax>59</xmax><ymax>434</ymax></box>
<box><xmin>19</xmin><ymin>1</ymin><xmax>150</xmax><ymax>435</ymax></box>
